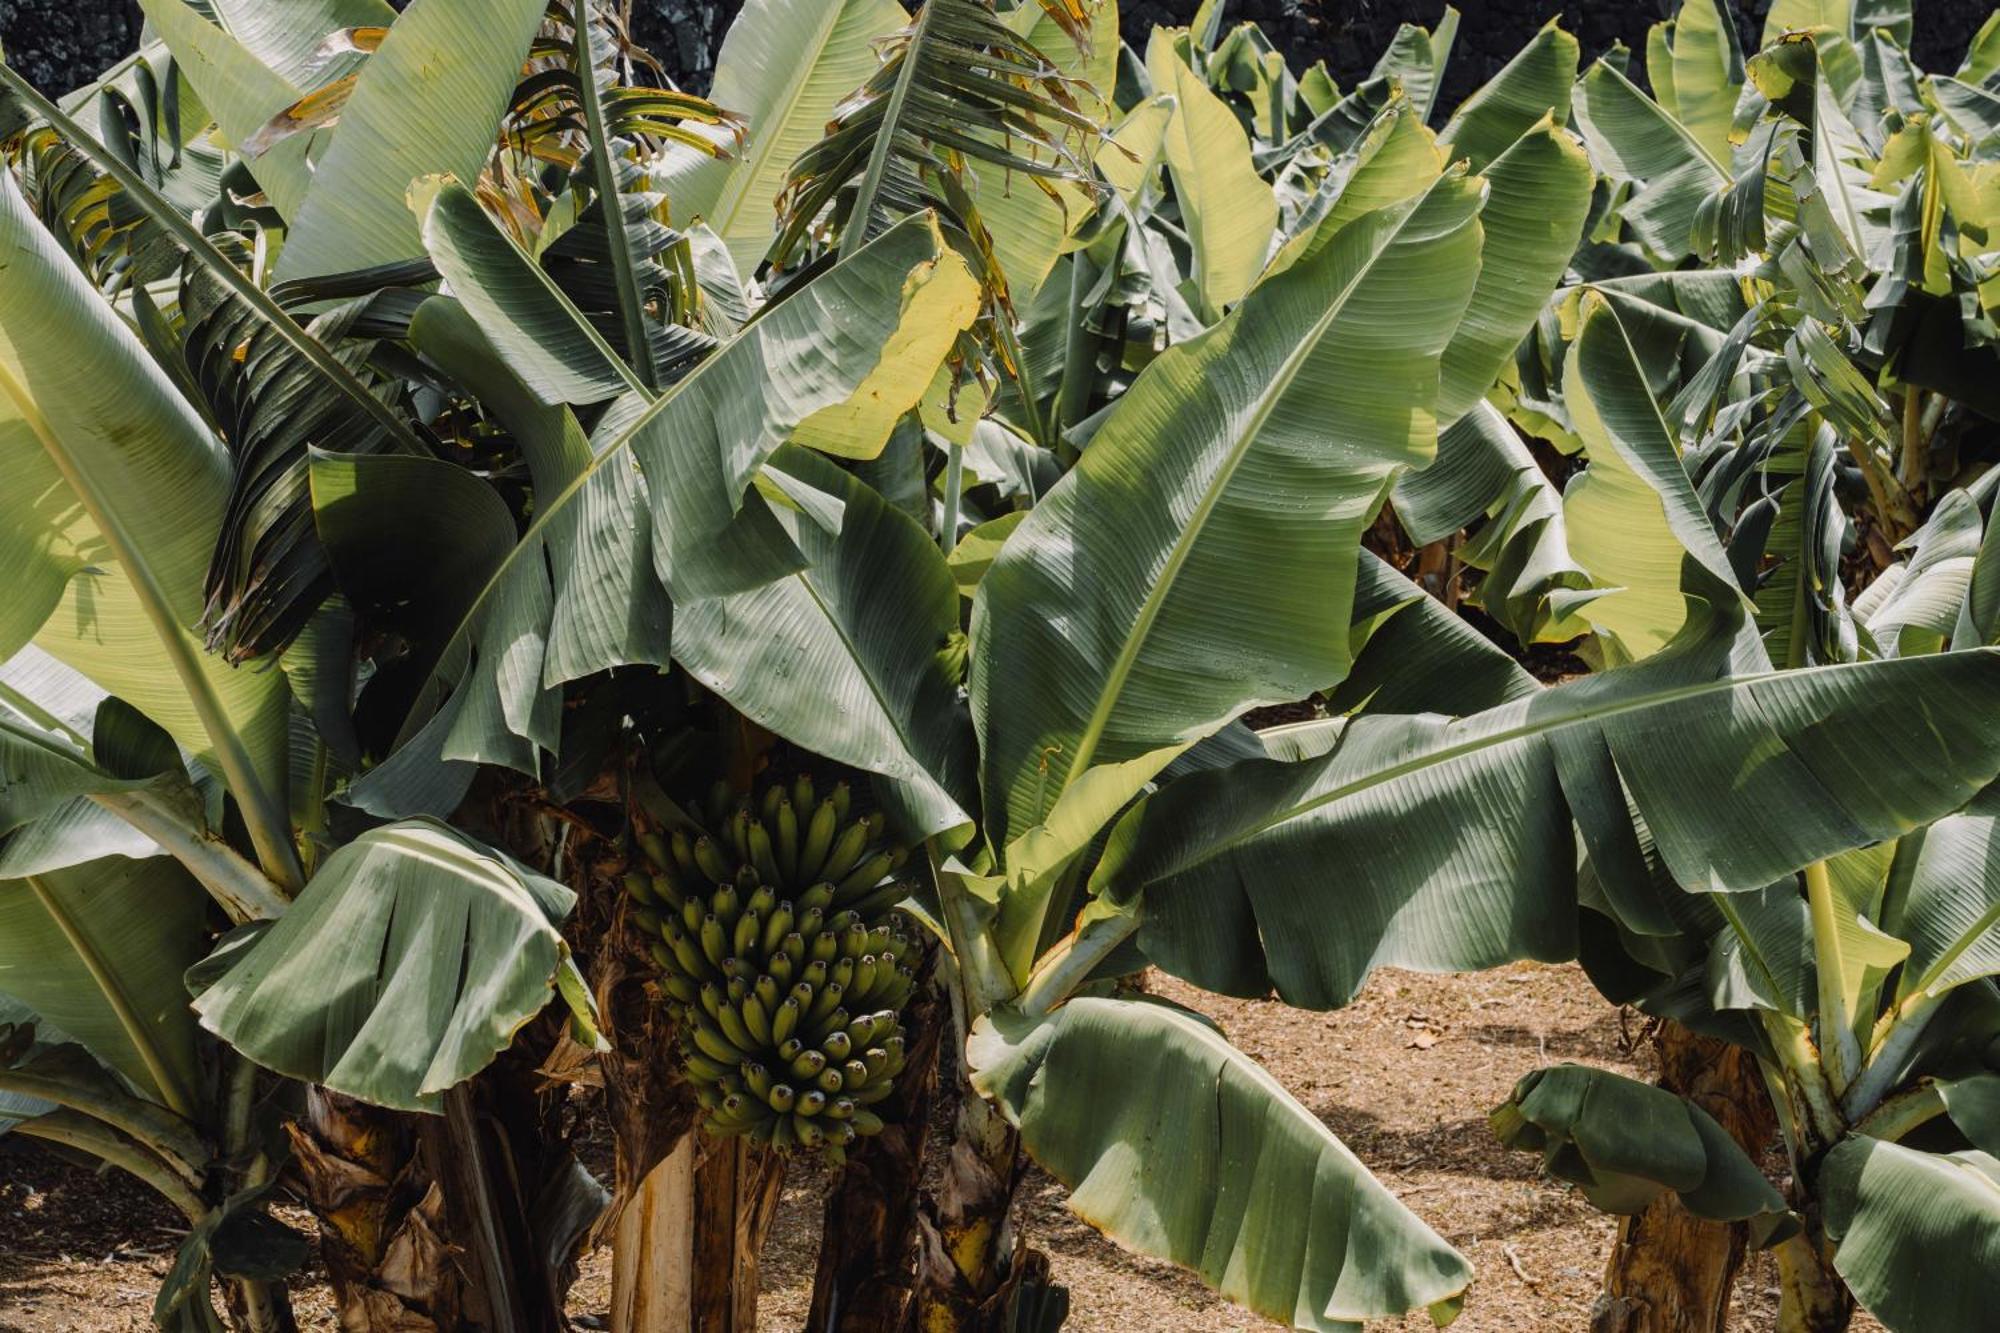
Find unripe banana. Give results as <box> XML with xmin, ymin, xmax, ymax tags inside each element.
<box><xmin>850</xmin><ymin>1108</ymin><xmax>885</xmax><ymax>1136</ymax></box>
<box><xmin>637</xmin><ymin>830</ymin><xmax>671</xmax><ymax>869</ymax></box>
<box><xmin>691</xmin><ymin>1019</ymin><xmax>748</xmax><ymax>1066</ymax></box>
<box><xmin>831</xmin><ymin>957</ymin><xmax>856</xmax><ymax>992</ymax></box>
<box><xmin>652</xmin><ymin>874</ymin><xmax>685</xmax><ymax>910</ymax></box>
<box><xmin>670</xmin><ymin>829</ymin><xmax>700</xmax><ymax>880</ymax></box>
<box><xmin>851</xmin><ymin>954</ymin><xmax>879</xmax><ymax>1001</ymax></box>
<box><xmin>748</xmin><ymin>820</ymin><xmax>782</xmax><ymax>886</ymax></box>
<box><xmin>762</xmin><ymin>903</ymin><xmax>794</xmax><ymax>955</ymax></box>
<box><xmin>770</xmin><ymin>1116</ymin><xmax>797</xmax><ymax>1149</ymax></box>
<box><xmin>692</xmin><ymin>836</ymin><xmax>731</xmax><ymax>883</ymax></box>
<box><xmin>733</xmin><ymin>909</ymin><xmax>760</xmax><ymax>958</ymax></box>
<box><xmin>772</xmin><ymin>996</ymin><xmax>802</xmax><ymax>1044</ymax></box>
<box><xmin>799</xmin><ymin>799</ymin><xmax>838</xmax><ymax>880</ymax></box>
<box><xmin>822</xmin><ymin>1030</ymin><xmax>852</xmax><ymax>1062</ymax></box>
<box><xmin>725</xmin><ymin>975</ymin><xmax>748</xmax><ymax>1005</ymax></box>
<box><xmin>727</xmin><ymin>807</ymin><xmax>751</xmax><ymax>863</ymax></box>
<box><xmin>830</xmin><ymin>780</ymin><xmax>851</xmax><ymax>823</ymax></box>
<box><xmin>668</xmin><ymin>931</ymin><xmax>707</xmax><ymax>980</ymax></box>
<box><xmin>796</xmin><ymin>1089</ymin><xmax>827</xmax><ymax>1118</ymax></box>
<box><xmin>715</xmin><ymin>998</ymin><xmax>756</xmax><ymax>1052</ymax></box>
<box><xmin>649</xmin><ymin>939</ymin><xmax>675</xmax><ymax>971</ymax></box>
<box><xmin>660</xmin><ymin>972</ymin><xmax>698</xmax><ymax>1005</ymax></box>
<box><xmin>842</xmin><ymin>1059</ymin><xmax>869</xmax><ymax>1088</ymax></box>
<box><xmin>800</xmin><ymin>883</ymin><xmax>835</xmax><ymax>914</ymax></box>
<box><xmin>632</xmin><ymin>907</ymin><xmax>663</xmax><ymax>936</ymax></box>
<box><xmin>768</xmin><ymin>1083</ymin><xmax>797</xmax><ymax>1113</ymax></box>
<box><xmin>837</xmin><ymin>852</ymin><xmax>893</xmax><ymax>896</ymax></box>
<box><xmin>699</xmin><ymin>915</ymin><xmax>727</xmax><ymax>969</ymax></box>
<box><xmin>775</xmin><ymin>798</ymin><xmax>800</xmax><ymax>883</ymax></box>
<box><xmin>683</xmin><ymin>1051</ymin><xmax>735</xmax><ymax>1083</ymax></box>
<box><xmin>698</xmin><ymin>982</ymin><xmax>724</xmax><ymax>1022</ymax></box>
<box><xmin>769</xmin><ymin>951</ymin><xmax>796</xmax><ymax>986</ymax></box>
<box><xmin>793</xmin><ymin>1114</ymin><xmax>824</xmax><ymax>1148</ymax></box>
<box><xmin>815</xmin><ymin>1066</ymin><xmax>845</xmax><ymax>1094</ymax></box>
<box><xmin>798</xmin><ymin>908</ymin><xmax>826</xmax><ymax>942</ymax></box>
<box><xmin>803</xmin><ymin>960</ymin><xmax>829</xmax><ymax>992</ymax></box>
<box><xmin>680</xmin><ymin>898</ymin><xmax>704</xmax><ymax>934</ymax></box>
<box><xmin>822</xmin><ymin>1097</ymin><xmax>855</xmax><ymax>1122</ymax></box>
<box><xmin>742</xmin><ymin>1062</ymin><xmax>773</xmax><ymax>1100</ymax></box>
<box><xmin>624</xmin><ymin>871</ymin><xmax>658</xmax><ymax>905</ymax></box>
<box><xmin>753</xmin><ymin>975</ymin><xmax>781</xmax><ymax>1013</ymax></box>
<box><xmin>792</xmin><ymin>774</ymin><xmax>815</xmax><ymax>818</ymax></box>
<box><xmin>806</xmin><ymin>982</ymin><xmax>845</xmax><ymax>1029</ymax></box>
<box><xmin>818</xmin><ymin>821</ymin><xmax>870</xmax><ymax>883</ymax></box>
<box><xmin>849</xmin><ymin>883</ymin><xmax>907</xmax><ymax>918</ymax></box>
<box><xmin>761</xmin><ymin>783</ymin><xmax>785</xmax><ymax>822</ymax></box>
<box><xmin>747</xmin><ymin>883</ymin><xmax>778</xmax><ymax>918</ymax></box>
<box><xmin>739</xmin><ymin>992</ymin><xmax>771</xmax><ymax>1045</ymax></box>
<box><xmin>790</xmin><ymin>1048</ymin><xmax>827</xmax><ymax>1080</ymax></box>
<box><xmin>852</xmin><ymin>1080</ymin><xmax>895</xmax><ymax>1107</ymax></box>
<box><xmin>777</xmin><ymin>1038</ymin><xmax>804</xmax><ymax>1064</ymax></box>
<box><xmin>710</xmin><ymin>883</ymin><xmax>739</xmax><ymax>924</ymax></box>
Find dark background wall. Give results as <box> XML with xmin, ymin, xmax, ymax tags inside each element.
<box><xmin>5</xmin><ymin>0</ymin><xmax>1992</xmax><ymax>110</ymax></box>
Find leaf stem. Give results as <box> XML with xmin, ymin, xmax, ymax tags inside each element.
<box><xmin>1804</xmin><ymin>860</ymin><xmax>1862</xmax><ymax>1093</ymax></box>
<box><xmin>1851</xmin><ymin>1081</ymin><xmax>1944</xmax><ymax>1142</ymax></box>
<box><xmin>1019</xmin><ymin>909</ymin><xmax>1139</xmax><ymax>1017</ymax></box>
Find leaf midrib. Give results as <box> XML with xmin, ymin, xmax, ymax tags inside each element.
<box><xmin>1114</xmin><ymin>651</ymin><xmax>2000</xmax><ymax>893</ymax></box>
<box><xmin>1063</xmin><ymin>181</ymin><xmax>1446</xmax><ymax>786</ymax></box>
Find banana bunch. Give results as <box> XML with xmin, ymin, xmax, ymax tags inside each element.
<box><xmin>624</xmin><ymin>775</ymin><xmax>919</xmax><ymax>1153</ymax></box>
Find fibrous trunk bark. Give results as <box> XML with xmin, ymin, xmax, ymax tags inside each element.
<box><xmin>911</xmin><ymin>1050</ymin><xmax>1066</xmax><ymax>1331</ymax></box>
<box><xmin>804</xmin><ymin>973</ymin><xmax>947</xmax><ymax>1332</ymax></box>
<box><xmin>609</xmin><ymin>1135</ymin><xmax>784</xmax><ymax>1332</ymax></box>
<box><xmin>1591</xmin><ymin>1022</ymin><xmax>1778</xmax><ymax>1333</ymax></box>
<box><xmin>286</xmin><ymin>1089</ymin><xmax>474</xmax><ymax>1331</ymax></box>
<box><xmin>1773</xmin><ymin>1232</ymin><xmax>1853</xmax><ymax>1333</ymax></box>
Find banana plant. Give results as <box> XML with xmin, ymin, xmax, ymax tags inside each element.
<box><xmin>0</xmin><ymin>1</ymin><xmax>699</xmax><ymax>1324</ymax></box>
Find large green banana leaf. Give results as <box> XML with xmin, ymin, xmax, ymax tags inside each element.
<box><xmin>1437</xmin><ymin>20</ymin><xmax>1577</xmax><ymax>174</ymax></box>
<box><xmin>206</xmin><ymin>0</ymin><xmax>396</xmax><ymax>85</ymax></box>
<box><xmin>1563</xmin><ymin>292</ymin><xmax>1743</xmax><ymax>661</ymax></box>
<box><xmin>1821</xmin><ymin>1136</ymin><xmax>2000</xmax><ymax>1332</ymax></box>
<box><xmin>1570</xmin><ymin>55</ymin><xmax>1729</xmax><ymax>262</ymax></box>
<box><xmin>0</xmin><ymin>170</ymin><xmax>294</xmax><ymax>885</ymax></box>
<box><xmin>654</xmin><ymin>0</ymin><xmax>908</xmax><ymax>274</ymax></box>
<box><xmin>193</xmin><ymin>819</ymin><xmax>595</xmax><ymax>1113</ymax></box>
<box><xmin>135</xmin><ymin>0</ymin><xmax>316</xmax><ymax>218</ymax></box>
<box><xmin>1885</xmin><ymin>812</ymin><xmax>2000</xmax><ymax>1007</ymax></box>
<box><xmin>1492</xmin><ymin>1063</ymin><xmax>1788</xmax><ymax>1229</ymax></box>
<box><xmin>272</xmin><ymin>0</ymin><xmax>547</xmax><ymax>283</ymax></box>
<box><xmin>1094</xmin><ymin>613</ymin><xmax>2000</xmax><ymax>1009</ymax></box>
<box><xmin>1435</xmin><ymin>120</ymin><xmax>1592</xmax><ymax>424</ymax></box>
<box><xmin>418</xmin><ymin>176</ymin><xmax>642</xmax><ymax>406</ymax></box>
<box><xmin>970</xmin><ymin>166</ymin><xmax>1485</xmax><ymax>853</ymax></box>
<box><xmin>672</xmin><ymin>450</ymin><xmax>978</xmax><ymax>839</ymax></box>
<box><xmin>353</xmin><ymin>217</ymin><xmax>969</xmax><ymax>816</ymax></box>
<box><xmin>0</xmin><ymin>855</ymin><xmax>210</xmax><ymax>1118</ymax></box>
<box><xmin>1145</xmin><ymin>33</ymin><xmax>1278</xmax><ymax>320</ymax></box>
<box><xmin>1393</xmin><ymin>402</ymin><xmax>1600</xmax><ymax>644</ymax></box>
<box><xmin>971</xmin><ymin>995</ymin><xmax>1471</xmax><ymax>1331</ymax></box>
<box><xmin>1645</xmin><ymin>0</ymin><xmax>1744</xmax><ymax>170</ymax></box>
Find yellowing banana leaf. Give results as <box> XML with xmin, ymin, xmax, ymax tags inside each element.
<box><xmin>273</xmin><ymin>0</ymin><xmax>547</xmax><ymax>283</ymax></box>
<box><xmin>1563</xmin><ymin>292</ymin><xmax>1743</xmax><ymax>662</ymax></box>
<box><xmin>971</xmin><ymin>995</ymin><xmax>1471</xmax><ymax>1331</ymax></box>
<box><xmin>971</xmin><ymin>168</ymin><xmax>1484</xmax><ymax>852</ymax></box>
<box><xmin>193</xmin><ymin>819</ymin><xmax>596</xmax><ymax>1113</ymax></box>
<box><xmin>1145</xmin><ymin>33</ymin><xmax>1278</xmax><ymax>319</ymax></box>
<box><xmin>136</xmin><ymin>0</ymin><xmax>316</xmax><ymax>218</ymax></box>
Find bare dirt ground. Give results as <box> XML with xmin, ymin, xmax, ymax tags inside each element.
<box><xmin>2</xmin><ymin>963</ymin><xmax>1856</xmax><ymax>1332</ymax></box>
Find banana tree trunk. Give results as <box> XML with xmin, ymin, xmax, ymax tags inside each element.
<box><xmin>805</xmin><ymin>975</ymin><xmax>947</xmax><ymax>1331</ymax></box>
<box><xmin>1773</xmin><ymin>1232</ymin><xmax>1853</xmax><ymax>1333</ymax></box>
<box><xmin>1592</xmin><ymin>1023</ymin><xmax>1778</xmax><ymax>1333</ymax></box>
<box><xmin>286</xmin><ymin>1088</ymin><xmax>474</xmax><ymax>1331</ymax></box>
<box><xmin>910</xmin><ymin>1063</ymin><xmax>1066</xmax><ymax>1330</ymax></box>
<box><xmin>609</xmin><ymin>1134</ymin><xmax>784</xmax><ymax>1332</ymax></box>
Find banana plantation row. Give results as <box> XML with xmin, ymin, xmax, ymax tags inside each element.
<box><xmin>0</xmin><ymin>0</ymin><xmax>1996</xmax><ymax>1329</ymax></box>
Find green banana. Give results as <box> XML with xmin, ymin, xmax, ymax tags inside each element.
<box><xmin>799</xmin><ymin>799</ymin><xmax>837</xmax><ymax>880</ymax></box>
<box><xmin>775</xmin><ymin>798</ymin><xmax>800</xmax><ymax>883</ymax></box>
